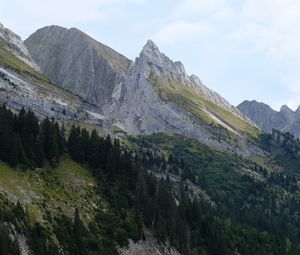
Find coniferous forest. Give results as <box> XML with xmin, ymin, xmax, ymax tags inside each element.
<box><xmin>1</xmin><ymin>105</ymin><xmax>300</xmax><ymax>254</ymax></box>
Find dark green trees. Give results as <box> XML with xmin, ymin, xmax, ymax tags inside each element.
<box><xmin>0</xmin><ymin>106</ymin><xmax>64</xmax><ymax>168</ymax></box>
<box><xmin>41</xmin><ymin>118</ymin><xmax>62</xmax><ymax>167</ymax></box>
<box><xmin>0</xmin><ymin>225</ymin><xmax>20</xmax><ymax>255</ymax></box>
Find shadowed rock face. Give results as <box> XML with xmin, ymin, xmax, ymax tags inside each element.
<box><xmin>238</xmin><ymin>100</ymin><xmax>300</xmax><ymax>137</ymax></box>
<box><xmin>25</xmin><ymin>25</ymin><xmax>133</xmax><ymax>107</ymax></box>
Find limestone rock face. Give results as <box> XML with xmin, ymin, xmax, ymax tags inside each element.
<box><xmin>238</xmin><ymin>100</ymin><xmax>300</xmax><ymax>137</ymax></box>
<box><xmin>0</xmin><ymin>23</ymin><xmax>40</xmax><ymax>71</ymax></box>
<box><xmin>238</xmin><ymin>100</ymin><xmax>278</xmax><ymax>132</ymax></box>
<box><xmin>0</xmin><ymin>66</ymin><xmax>112</xmax><ymax>129</ymax></box>
<box><xmin>25</xmin><ymin>25</ymin><xmax>133</xmax><ymax>107</ymax></box>
<box><xmin>106</xmin><ymin>40</ymin><xmax>260</xmax><ymax>156</ymax></box>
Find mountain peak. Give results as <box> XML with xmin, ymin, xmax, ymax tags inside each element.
<box><xmin>280</xmin><ymin>104</ymin><xmax>293</xmax><ymax>113</ymax></box>
<box><xmin>25</xmin><ymin>24</ymin><xmax>132</xmax><ymax>107</ymax></box>
<box><xmin>140</xmin><ymin>39</ymin><xmax>162</xmax><ymax>60</ymax></box>
<box><xmin>143</xmin><ymin>39</ymin><xmax>159</xmax><ymax>51</ymax></box>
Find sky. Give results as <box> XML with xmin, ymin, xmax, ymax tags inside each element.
<box><xmin>1</xmin><ymin>0</ymin><xmax>300</xmax><ymax>111</ymax></box>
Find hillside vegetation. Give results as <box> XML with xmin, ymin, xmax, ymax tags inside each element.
<box><xmin>129</xmin><ymin>132</ymin><xmax>300</xmax><ymax>253</ymax></box>
<box><xmin>3</xmin><ymin>22</ymin><xmax>300</xmax><ymax>255</ymax></box>
<box><xmin>148</xmin><ymin>72</ymin><xmax>260</xmax><ymax>138</ymax></box>
<box><xmin>1</xmin><ymin>107</ymin><xmax>300</xmax><ymax>254</ymax></box>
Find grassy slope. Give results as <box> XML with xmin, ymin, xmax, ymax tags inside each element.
<box><xmin>0</xmin><ymin>43</ymin><xmax>47</xmax><ymax>80</ymax></box>
<box><xmin>129</xmin><ymin>133</ymin><xmax>290</xmax><ymax>208</ymax></box>
<box><xmin>148</xmin><ymin>72</ymin><xmax>260</xmax><ymax>138</ymax></box>
<box><xmin>0</xmin><ymin>156</ymin><xmax>103</xmax><ymax>225</ymax></box>
<box><xmin>0</xmin><ymin>43</ymin><xmax>84</xmax><ymax>105</ymax></box>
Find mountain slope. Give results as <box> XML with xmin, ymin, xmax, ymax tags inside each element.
<box><xmin>238</xmin><ymin>100</ymin><xmax>300</xmax><ymax>137</ymax></box>
<box><xmin>1</xmin><ymin>102</ymin><xmax>298</xmax><ymax>255</ymax></box>
<box><xmin>0</xmin><ymin>23</ymin><xmax>40</xmax><ymax>71</ymax></box>
<box><xmin>107</xmin><ymin>40</ymin><xmax>260</xmax><ymax>156</ymax></box>
<box><xmin>0</xmin><ymin>23</ymin><xmax>114</xmax><ymax>133</ymax></box>
<box><xmin>25</xmin><ymin>25</ymin><xmax>133</xmax><ymax>108</ymax></box>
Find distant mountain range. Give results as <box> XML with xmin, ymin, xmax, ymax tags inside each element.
<box><xmin>238</xmin><ymin>100</ymin><xmax>300</xmax><ymax>137</ymax></box>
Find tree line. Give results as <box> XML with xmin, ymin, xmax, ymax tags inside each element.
<box><xmin>1</xmin><ymin>106</ymin><xmax>300</xmax><ymax>254</ymax></box>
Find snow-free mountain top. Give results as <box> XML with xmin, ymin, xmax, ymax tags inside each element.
<box><xmin>25</xmin><ymin>25</ymin><xmax>133</xmax><ymax>107</ymax></box>
<box><xmin>140</xmin><ymin>40</ymin><xmax>254</xmax><ymax>125</ymax></box>
<box><xmin>106</xmin><ymin>39</ymin><xmax>261</xmax><ymax>155</ymax></box>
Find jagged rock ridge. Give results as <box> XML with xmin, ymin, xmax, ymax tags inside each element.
<box><xmin>107</xmin><ymin>40</ymin><xmax>260</xmax><ymax>155</ymax></box>
<box><xmin>238</xmin><ymin>100</ymin><xmax>300</xmax><ymax>137</ymax></box>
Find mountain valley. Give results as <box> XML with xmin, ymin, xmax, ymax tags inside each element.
<box><xmin>0</xmin><ymin>22</ymin><xmax>300</xmax><ymax>255</ymax></box>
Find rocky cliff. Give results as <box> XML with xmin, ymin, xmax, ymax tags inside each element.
<box><xmin>107</xmin><ymin>40</ymin><xmax>260</xmax><ymax>155</ymax></box>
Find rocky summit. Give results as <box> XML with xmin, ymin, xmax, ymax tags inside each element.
<box><xmin>25</xmin><ymin>25</ymin><xmax>133</xmax><ymax>108</ymax></box>
<box><xmin>106</xmin><ymin>40</ymin><xmax>261</xmax><ymax>155</ymax></box>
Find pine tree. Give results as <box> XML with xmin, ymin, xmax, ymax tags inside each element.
<box><xmin>73</xmin><ymin>208</ymin><xmax>84</xmax><ymax>255</ymax></box>
<box><xmin>8</xmin><ymin>133</ymin><xmax>18</xmax><ymax>167</ymax></box>
<box><xmin>86</xmin><ymin>130</ymin><xmax>100</xmax><ymax>169</ymax></box>
<box><xmin>41</xmin><ymin>118</ymin><xmax>59</xmax><ymax>167</ymax></box>
<box><xmin>35</xmin><ymin>134</ymin><xmax>45</xmax><ymax>168</ymax></box>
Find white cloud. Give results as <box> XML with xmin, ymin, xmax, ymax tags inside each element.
<box><xmin>233</xmin><ymin>0</ymin><xmax>300</xmax><ymax>110</ymax></box>
<box><xmin>153</xmin><ymin>20</ymin><xmax>214</xmax><ymax>44</ymax></box>
<box><xmin>230</xmin><ymin>0</ymin><xmax>300</xmax><ymax>57</ymax></box>
<box><xmin>0</xmin><ymin>0</ymin><xmax>144</xmax><ymax>38</ymax></box>
<box><xmin>155</xmin><ymin>0</ymin><xmax>300</xmax><ymax>109</ymax></box>
<box><xmin>171</xmin><ymin>0</ymin><xmax>300</xmax><ymax>59</ymax></box>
